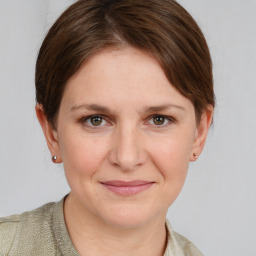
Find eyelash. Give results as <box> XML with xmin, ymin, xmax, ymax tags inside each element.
<box><xmin>79</xmin><ymin>114</ymin><xmax>176</xmax><ymax>129</ymax></box>
<box><xmin>80</xmin><ymin>115</ymin><xmax>110</xmax><ymax>129</ymax></box>
<box><xmin>146</xmin><ymin>115</ymin><xmax>176</xmax><ymax>127</ymax></box>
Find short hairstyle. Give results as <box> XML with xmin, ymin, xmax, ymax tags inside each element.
<box><xmin>35</xmin><ymin>0</ymin><xmax>215</xmax><ymax>126</ymax></box>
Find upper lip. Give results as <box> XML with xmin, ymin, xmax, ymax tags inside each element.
<box><xmin>100</xmin><ymin>180</ymin><xmax>154</xmax><ymax>186</ymax></box>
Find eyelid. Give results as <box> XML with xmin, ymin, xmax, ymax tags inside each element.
<box><xmin>80</xmin><ymin>114</ymin><xmax>112</xmax><ymax>128</ymax></box>
<box><xmin>145</xmin><ymin>114</ymin><xmax>176</xmax><ymax>126</ymax></box>
<box><xmin>79</xmin><ymin>114</ymin><xmax>176</xmax><ymax>129</ymax></box>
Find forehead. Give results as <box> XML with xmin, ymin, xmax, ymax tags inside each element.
<box><xmin>69</xmin><ymin>46</ymin><xmax>164</xmax><ymax>88</ymax></box>
<box><xmin>60</xmin><ymin>46</ymin><xmax>193</xmax><ymax>112</ymax></box>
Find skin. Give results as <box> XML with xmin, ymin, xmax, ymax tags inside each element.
<box><xmin>36</xmin><ymin>46</ymin><xmax>213</xmax><ymax>256</ymax></box>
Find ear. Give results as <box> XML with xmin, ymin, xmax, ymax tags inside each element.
<box><xmin>35</xmin><ymin>104</ymin><xmax>62</xmax><ymax>163</ymax></box>
<box><xmin>190</xmin><ymin>105</ymin><xmax>213</xmax><ymax>162</ymax></box>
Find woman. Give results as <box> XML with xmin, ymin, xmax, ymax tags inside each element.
<box><xmin>0</xmin><ymin>0</ymin><xmax>214</xmax><ymax>255</ymax></box>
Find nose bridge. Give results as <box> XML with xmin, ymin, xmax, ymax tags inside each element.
<box><xmin>110</xmin><ymin>123</ymin><xmax>146</xmax><ymax>171</ymax></box>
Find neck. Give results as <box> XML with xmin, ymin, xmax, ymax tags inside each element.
<box><xmin>64</xmin><ymin>194</ymin><xmax>167</xmax><ymax>256</ymax></box>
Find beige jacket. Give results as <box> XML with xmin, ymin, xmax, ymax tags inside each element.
<box><xmin>0</xmin><ymin>198</ymin><xmax>203</xmax><ymax>256</ymax></box>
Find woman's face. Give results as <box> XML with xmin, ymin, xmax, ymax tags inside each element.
<box><xmin>42</xmin><ymin>46</ymin><xmax>211</xmax><ymax>228</ymax></box>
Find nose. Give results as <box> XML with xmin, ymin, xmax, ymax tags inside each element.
<box><xmin>109</xmin><ymin>126</ymin><xmax>147</xmax><ymax>172</ymax></box>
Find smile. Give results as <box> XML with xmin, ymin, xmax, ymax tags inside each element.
<box><xmin>100</xmin><ymin>180</ymin><xmax>155</xmax><ymax>196</ymax></box>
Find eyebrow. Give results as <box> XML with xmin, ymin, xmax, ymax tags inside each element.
<box><xmin>142</xmin><ymin>104</ymin><xmax>185</xmax><ymax>113</ymax></box>
<box><xmin>70</xmin><ymin>104</ymin><xmax>114</xmax><ymax>114</ymax></box>
<box><xmin>70</xmin><ymin>103</ymin><xmax>185</xmax><ymax>114</ymax></box>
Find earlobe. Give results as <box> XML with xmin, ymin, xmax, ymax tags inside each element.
<box><xmin>190</xmin><ymin>105</ymin><xmax>213</xmax><ymax>162</ymax></box>
<box><xmin>35</xmin><ymin>104</ymin><xmax>62</xmax><ymax>163</ymax></box>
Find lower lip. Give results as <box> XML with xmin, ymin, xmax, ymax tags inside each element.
<box><xmin>101</xmin><ymin>183</ymin><xmax>154</xmax><ymax>196</ymax></box>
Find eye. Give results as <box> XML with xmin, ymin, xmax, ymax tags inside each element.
<box><xmin>148</xmin><ymin>115</ymin><xmax>173</xmax><ymax>126</ymax></box>
<box><xmin>84</xmin><ymin>115</ymin><xmax>107</xmax><ymax>127</ymax></box>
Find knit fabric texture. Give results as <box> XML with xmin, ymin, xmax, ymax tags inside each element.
<box><xmin>0</xmin><ymin>198</ymin><xmax>203</xmax><ymax>256</ymax></box>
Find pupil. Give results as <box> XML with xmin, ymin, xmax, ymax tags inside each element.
<box><xmin>153</xmin><ymin>116</ymin><xmax>165</xmax><ymax>125</ymax></box>
<box><xmin>91</xmin><ymin>116</ymin><xmax>102</xmax><ymax>126</ymax></box>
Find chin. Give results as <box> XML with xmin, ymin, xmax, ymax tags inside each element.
<box><xmin>98</xmin><ymin>202</ymin><xmax>163</xmax><ymax>230</ymax></box>
<box><xmin>104</xmin><ymin>213</ymin><xmax>151</xmax><ymax>229</ymax></box>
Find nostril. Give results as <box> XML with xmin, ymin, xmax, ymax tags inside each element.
<box><xmin>108</xmin><ymin>128</ymin><xmax>147</xmax><ymax>171</ymax></box>
<box><xmin>109</xmin><ymin>149</ymin><xmax>147</xmax><ymax>172</ymax></box>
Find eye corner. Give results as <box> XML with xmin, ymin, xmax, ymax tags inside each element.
<box><xmin>145</xmin><ymin>114</ymin><xmax>177</xmax><ymax>127</ymax></box>
<box><xmin>79</xmin><ymin>114</ymin><xmax>112</xmax><ymax>128</ymax></box>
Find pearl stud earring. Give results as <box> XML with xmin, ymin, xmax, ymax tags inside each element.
<box><xmin>193</xmin><ymin>153</ymin><xmax>199</xmax><ymax>159</ymax></box>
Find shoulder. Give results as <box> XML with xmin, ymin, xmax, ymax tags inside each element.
<box><xmin>0</xmin><ymin>201</ymin><xmax>60</xmax><ymax>256</ymax></box>
<box><xmin>165</xmin><ymin>220</ymin><xmax>204</xmax><ymax>256</ymax></box>
<box><xmin>0</xmin><ymin>214</ymin><xmax>20</xmax><ymax>255</ymax></box>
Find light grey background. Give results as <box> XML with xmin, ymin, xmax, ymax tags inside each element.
<box><xmin>0</xmin><ymin>1</ymin><xmax>255</xmax><ymax>255</ymax></box>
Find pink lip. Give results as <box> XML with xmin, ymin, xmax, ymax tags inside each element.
<box><xmin>100</xmin><ymin>180</ymin><xmax>154</xmax><ymax>196</ymax></box>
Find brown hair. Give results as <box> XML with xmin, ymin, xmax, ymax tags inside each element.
<box><xmin>35</xmin><ymin>0</ymin><xmax>215</xmax><ymax>126</ymax></box>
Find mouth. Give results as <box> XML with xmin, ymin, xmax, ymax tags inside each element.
<box><xmin>100</xmin><ymin>180</ymin><xmax>155</xmax><ymax>196</ymax></box>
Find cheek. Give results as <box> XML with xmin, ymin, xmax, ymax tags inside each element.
<box><xmin>150</xmin><ymin>139</ymin><xmax>190</xmax><ymax>207</ymax></box>
<box><xmin>148</xmin><ymin>133</ymin><xmax>193</xmax><ymax>188</ymax></box>
<box><xmin>58</xmin><ymin>130</ymin><xmax>108</xmax><ymax>181</ymax></box>
<box><xmin>149</xmin><ymin>133</ymin><xmax>193</xmax><ymax>167</ymax></box>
